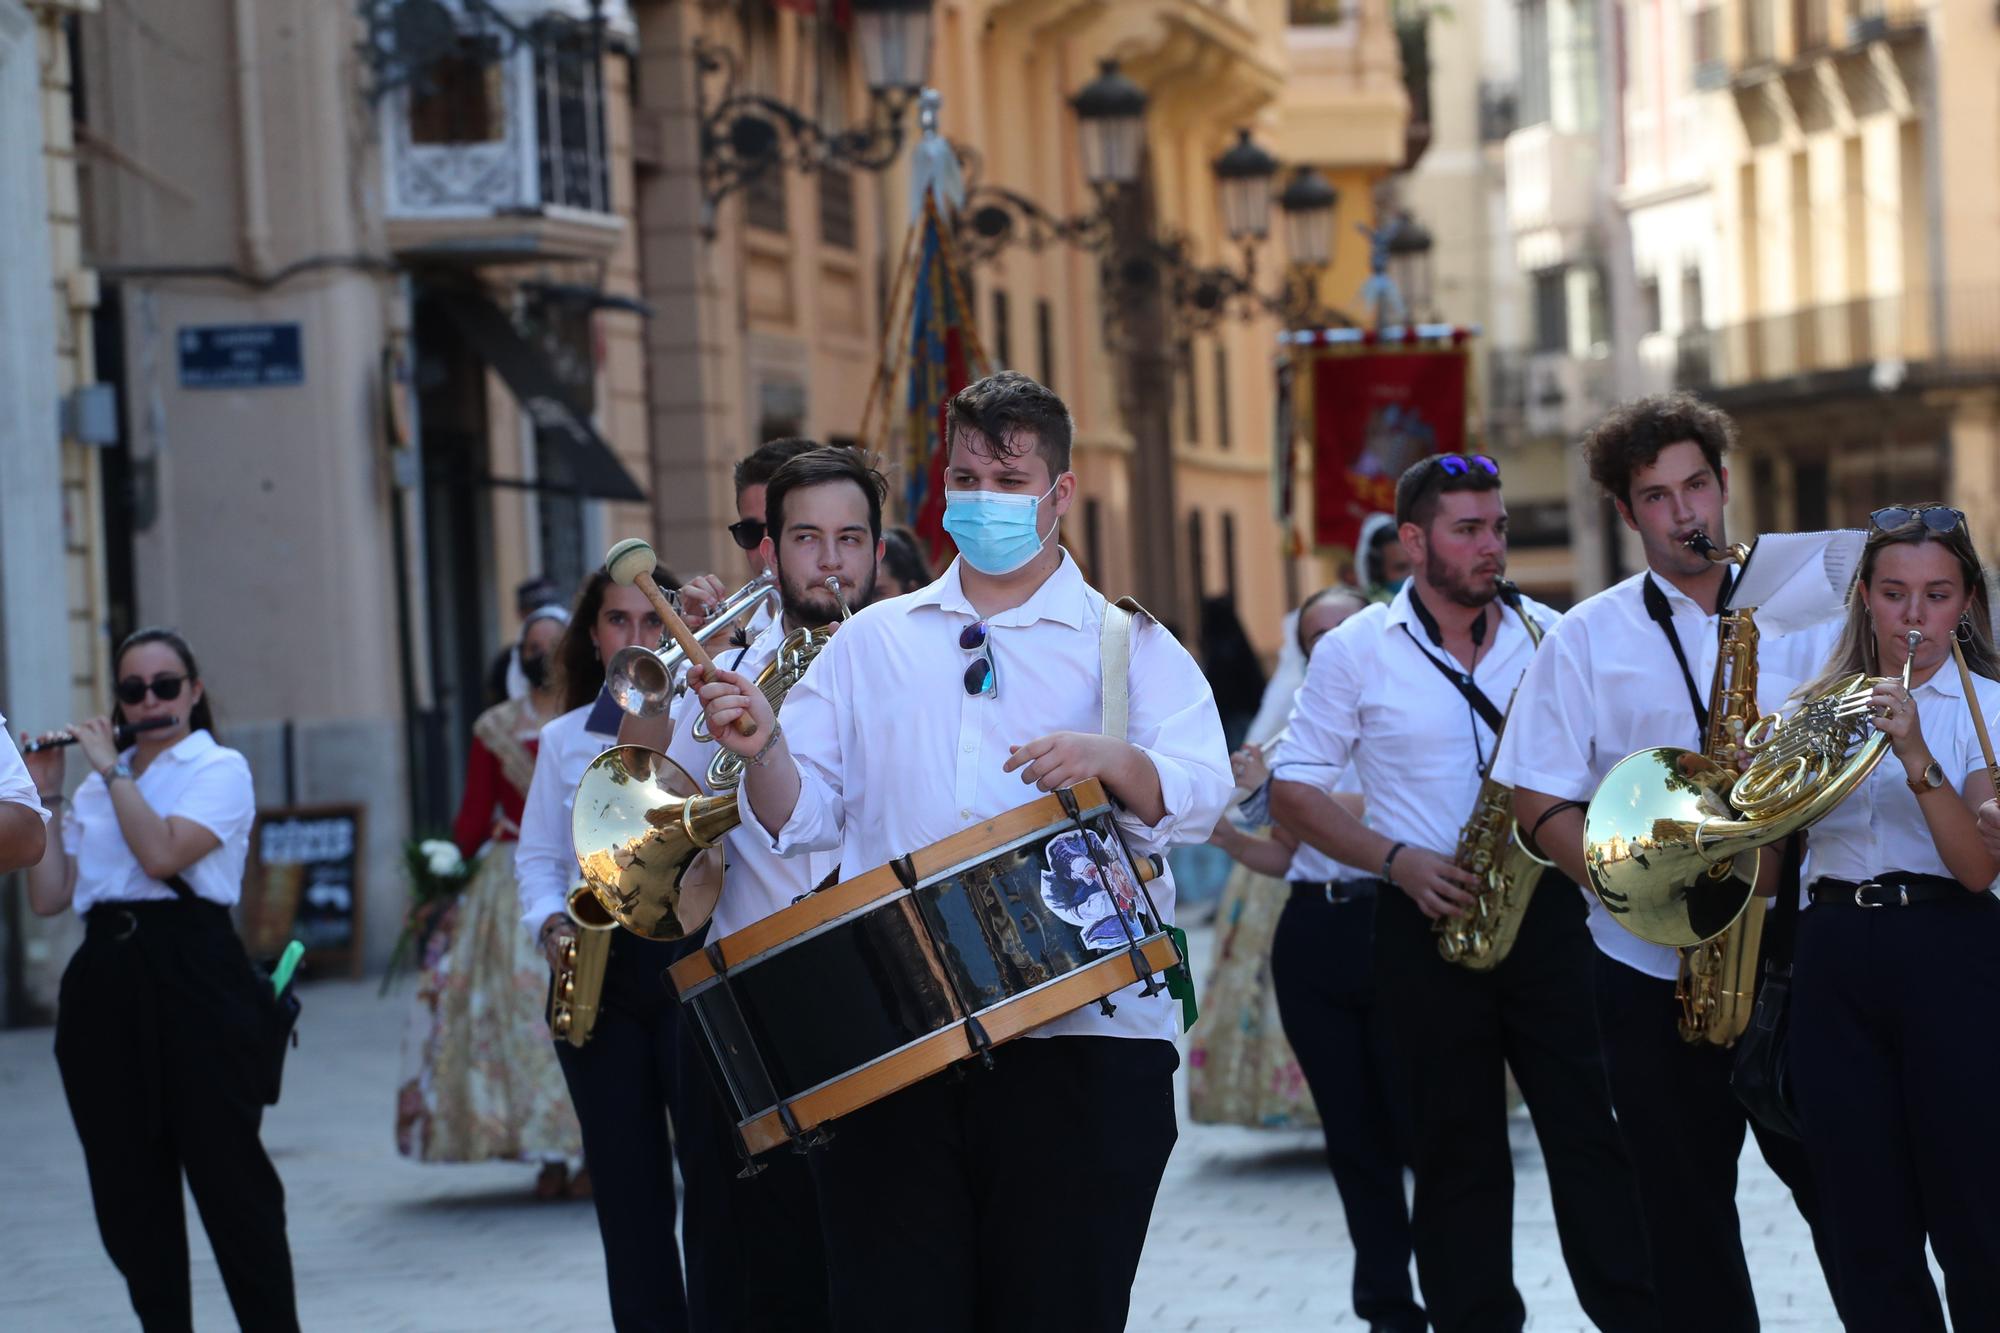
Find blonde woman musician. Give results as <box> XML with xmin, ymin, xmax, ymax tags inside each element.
<box><xmin>1787</xmin><ymin>505</ymin><xmax>2000</xmax><ymax>1330</ymax></box>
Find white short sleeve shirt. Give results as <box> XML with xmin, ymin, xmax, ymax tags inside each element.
<box><xmin>1803</xmin><ymin>668</ymin><xmax>2000</xmax><ymax>888</ymax></box>
<box><xmin>1490</xmin><ymin>570</ymin><xmax>1844</xmax><ymax>978</ymax></box>
<box><xmin>0</xmin><ymin>718</ymin><xmax>48</xmax><ymax>824</ymax></box>
<box><xmin>61</xmin><ymin>730</ymin><xmax>256</xmax><ymax>913</ymax></box>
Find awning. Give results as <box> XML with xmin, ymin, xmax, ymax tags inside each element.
<box><xmin>433</xmin><ymin>290</ymin><xmax>645</xmax><ymax>502</ymax></box>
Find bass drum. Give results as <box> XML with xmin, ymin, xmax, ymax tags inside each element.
<box><xmin>667</xmin><ymin>780</ymin><xmax>1177</xmax><ymax>1156</ymax></box>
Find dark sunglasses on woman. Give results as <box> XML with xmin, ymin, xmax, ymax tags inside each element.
<box><xmin>115</xmin><ymin>675</ymin><xmax>187</xmax><ymax>705</ymax></box>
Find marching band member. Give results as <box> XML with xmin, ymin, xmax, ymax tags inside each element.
<box><xmin>675</xmin><ymin>437</ymin><xmax>822</xmax><ymax>637</ymax></box>
<box><xmin>1270</xmin><ymin>454</ymin><xmax>1658</xmax><ymax>1333</ymax></box>
<box><xmin>618</xmin><ymin>445</ymin><xmax>882</xmax><ymax>1331</ymax></box>
<box><xmin>23</xmin><ymin>628</ymin><xmax>298</xmax><ymax>1331</ymax></box>
<box><xmin>515</xmin><ymin>571</ymin><xmax>691</xmax><ymax>1333</ymax></box>
<box><xmin>1211</xmin><ymin>587</ymin><xmax>1424</xmax><ymax>1333</ymax></box>
<box><xmin>690</xmin><ymin>371</ymin><xmax>1231</xmax><ymax>1332</ymax></box>
<box><xmin>1497</xmin><ymin>394</ymin><xmax>1839</xmax><ymax>1329</ymax></box>
<box><xmin>1786</xmin><ymin>506</ymin><xmax>2000</xmax><ymax>1329</ymax></box>
<box><xmin>0</xmin><ymin>715</ymin><xmax>48</xmax><ymax>873</ymax></box>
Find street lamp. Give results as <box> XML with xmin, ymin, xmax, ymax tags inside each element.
<box><xmin>1212</xmin><ymin>128</ymin><xmax>1280</xmax><ymax>246</ymax></box>
<box><xmin>853</xmin><ymin>0</ymin><xmax>935</xmax><ymax>94</ymax></box>
<box><xmin>1072</xmin><ymin>60</ymin><xmax>1149</xmax><ymax>190</ymax></box>
<box><xmin>1278</xmin><ymin>167</ymin><xmax>1339</xmax><ymax>269</ymax></box>
<box><xmin>695</xmin><ymin>0</ymin><xmax>938</xmax><ymax>234</ymax></box>
<box><xmin>1386</xmin><ymin>212</ymin><xmax>1436</xmax><ymax>321</ymax></box>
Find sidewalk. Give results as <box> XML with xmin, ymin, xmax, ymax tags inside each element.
<box><xmin>0</xmin><ymin>932</ymin><xmax>1843</xmax><ymax>1331</ymax></box>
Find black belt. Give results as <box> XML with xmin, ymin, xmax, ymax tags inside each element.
<box><xmin>84</xmin><ymin>897</ymin><xmax>229</xmax><ymax>939</ymax></box>
<box><xmin>1290</xmin><ymin>878</ymin><xmax>1376</xmax><ymax>904</ymax></box>
<box><xmin>1808</xmin><ymin>873</ymin><xmax>1972</xmax><ymax>909</ymax></box>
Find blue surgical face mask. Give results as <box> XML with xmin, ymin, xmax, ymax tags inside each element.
<box><xmin>942</xmin><ymin>481</ymin><xmax>1059</xmax><ymax>576</ymax></box>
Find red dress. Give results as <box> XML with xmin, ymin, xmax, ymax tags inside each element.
<box><xmin>451</xmin><ymin>734</ymin><xmax>538</xmax><ymax>859</ymax></box>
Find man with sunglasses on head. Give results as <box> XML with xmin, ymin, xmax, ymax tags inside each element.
<box><xmin>617</xmin><ymin>445</ymin><xmax>884</xmax><ymax>1332</ymax></box>
<box><xmin>1269</xmin><ymin>452</ymin><xmax>1658</xmax><ymax>1333</ymax></box>
<box><xmin>688</xmin><ymin>370</ymin><xmax>1231</xmax><ymax>1333</ymax></box>
<box><xmin>674</xmin><ymin>437</ymin><xmax>823</xmax><ymax>640</ymax></box>
<box><xmin>1495</xmin><ymin>393</ymin><xmax>1843</xmax><ymax>1330</ymax></box>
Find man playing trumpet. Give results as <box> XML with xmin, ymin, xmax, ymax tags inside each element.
<box><xmin>615</xmin><ymin>444</ymin><xmax>884</xmax><ymax>1332</ymax></box>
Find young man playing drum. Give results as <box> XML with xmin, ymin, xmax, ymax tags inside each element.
<box><xmin>690</xmin><ymin>370</ymin><xmax>1232</xmax><ymax>1332</ymax></box>
<box><xmin>620</xmin><ymin>445</ymin><xmax>885</xmax><ymax>1331</ymax></box>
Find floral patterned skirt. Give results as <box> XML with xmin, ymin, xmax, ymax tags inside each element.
<box><xmin>1187</xmin><ymin>864</ymin><xmax>1321</xmax><ymax>1129</ymax></box>
<box><xmin>395</xmin><ymin>844</ymin><xmax>582</xmax><ymax>1162</ymax></box>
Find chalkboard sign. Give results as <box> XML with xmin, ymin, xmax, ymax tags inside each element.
<box><xmin>240</xmin><ymin>804</ymin><xmax>367</xmax><ymax>977</ymax></box>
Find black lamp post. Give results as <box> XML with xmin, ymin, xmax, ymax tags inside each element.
<box><xmin>695</xmin><ymin>0</ymin><xmax>937</xmax><ymax>233</ymax></box>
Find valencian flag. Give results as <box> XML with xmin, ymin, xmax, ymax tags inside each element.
<box><xmin>859</xmin><ymin>93</ymin><xmax>989</xmax><ymax>565</ymax></box>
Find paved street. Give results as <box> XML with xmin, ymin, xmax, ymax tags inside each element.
<box><xmin>1</xmin><ymin>925</ymin><xmax>1844</xmax><ymax>1332</ymax></box>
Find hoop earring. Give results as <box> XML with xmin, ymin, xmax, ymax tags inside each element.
<box><xmin>1956</xmin><ymin>613</ymin><xmax>1975</xmax><ymax>645</ymax></box>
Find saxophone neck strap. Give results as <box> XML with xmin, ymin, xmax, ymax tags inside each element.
<box><xmin>1641</xmin><ymin>574</ymin><xmax>1712</xmax><ymax>740</ymax></box>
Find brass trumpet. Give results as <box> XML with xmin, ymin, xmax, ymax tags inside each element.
<box><xmin>605</xmin><ymin>572</ymin><xmax>776</xmax><ymax>718</ymax></box>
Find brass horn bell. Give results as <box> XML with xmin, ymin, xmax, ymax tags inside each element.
<box><xmin>572</xmin><ymin>745</ymin><xmax>733</xmax><ymax>940</ymax></box>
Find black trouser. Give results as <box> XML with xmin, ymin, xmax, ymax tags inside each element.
<box><xmin>672</xmin><ymin>928</ymin><xmax>832</xmax><ymax>1332</ymax></box>
<box><xmin>1790</xmin><ymin>889</ymin><xmax>2000</xmax><ymax>1332</ymax></box>
<box><xmin>807</xmin><ymin>1034</ymin><xmax>1179</xmax><ymax>1333</ymax></box>
<box><xmin>54</xmin><ymin>900</ymin><xmax>298</xmax><ymax>1333</ymax></box>
<box><xmin>553</xmin><ymin>930</ymin><xmax>692</xmax><ymax>1333</ymax></box>
<box><xmin>1373</xmin><ymin>873</ymin><xmax>1658</xmax><ymax>1333</ymax></box>
<box><xmin>1270</xmin><ymin>883</ymin><xmax>1424</xmax><ymax>1333</ymax></box>
<box><xmin>1591</xmin><ymin>949</ymin><xmax>1840</xmax><ymax>1331</ymax></box>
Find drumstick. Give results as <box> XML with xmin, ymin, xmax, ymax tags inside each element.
<box><xmin>604</xmin><ymin>539</ymin><xmax>757</xmax><ymax>737</ymax></box>
<box><xmin>1949</xmin><ymin>634</ymin><xmax>2000</xmax><ymax>802</ymax></box>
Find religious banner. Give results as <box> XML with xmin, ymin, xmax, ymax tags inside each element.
<box><xmin>1301</xmin><ymin>342</ymin><xmax>1468</xmax><ymax>550</ymax></box>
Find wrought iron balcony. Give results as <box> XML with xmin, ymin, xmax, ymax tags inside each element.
<box><xmin>373</xmin><ymin>4</ymin><xmax>621</xmax><ymax>262</ymax></box>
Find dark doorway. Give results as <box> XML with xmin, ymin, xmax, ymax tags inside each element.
<box><xmin>412</xmin><ymin>289</ymin><xmax>498</xmax><ymax>831</ymax></box>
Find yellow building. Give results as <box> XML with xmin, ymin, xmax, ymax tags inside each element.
<box><xmin>1699</xmin><ymin>0</ymin><xmax>2000</xmax><ymax>550</ymax></box>
<box><xmin>646</xmin><ymin>0</ymin><xmax>1409</xmax><ymax>662</ymax></box>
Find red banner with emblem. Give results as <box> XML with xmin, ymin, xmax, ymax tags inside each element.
<box><xmin>1305</xmin><ymin>346</ymin><xmax>1468</xmax><ymax>550</ymax></box>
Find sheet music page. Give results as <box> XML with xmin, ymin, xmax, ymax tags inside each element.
<box><xmin>1731</xmin><ymin>530</ymin><xmax>1864</xmax><ymax>634</ymax></box>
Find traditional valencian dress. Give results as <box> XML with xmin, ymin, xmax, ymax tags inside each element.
<box><xmin>396</xmin><ymin>696</ymin><xmax>581</xmax><ymax>1163</ymax></box>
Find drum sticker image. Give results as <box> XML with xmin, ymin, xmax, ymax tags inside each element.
<box><xmin>1040</xmin><ymin>827</ymin><xmax>1146</xmax><ymax>951</ymax></box>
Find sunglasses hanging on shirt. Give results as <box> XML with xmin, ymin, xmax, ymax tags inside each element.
<box><xmin>960</xmin><ymin>622</ymin><xmax>998</xmax><ymax>698</ymax></box>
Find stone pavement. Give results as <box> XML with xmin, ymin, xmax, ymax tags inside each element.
<box><xmin>1</xmin><ymin>926</ymin><xmax>1846</xmax><ymax>1332</ymax></box>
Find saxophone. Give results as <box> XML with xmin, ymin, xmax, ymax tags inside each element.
<box><xmin>548</xmin><ymin>886</ymin><xmax>616</xmax><ymax>1047</ymax></box>
<box><xmin>1676</xmin><ymin>537</ymin><xmax>1766</xmax><ymax>1046</ymax></box>
<box><xmin>1435</xmin><ymin>580</ymin><xmax>1552</xmax><ymax>971</ymax></box>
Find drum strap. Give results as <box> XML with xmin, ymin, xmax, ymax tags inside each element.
<box><xmin>1088</xmin><ymin>601</ymin><xmax>1200</xmax><ymax>1028</ymax></box>
<box><xmin>1099</xmin><ymin>596</ymin><xmax>1143</xmax><ymax>741</ymax></box>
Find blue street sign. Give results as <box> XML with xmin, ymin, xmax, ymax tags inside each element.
<box><xmin>178</xmin><ymin>323</ymin><xmax>305</xmax><ymax>389</ymax></box>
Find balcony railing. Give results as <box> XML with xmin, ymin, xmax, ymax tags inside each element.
<box><xmin>1704</xmin><ymin>290</ymin><xmax>2000</xmax><ymax>390</ymax></box>
<box><xmin>380</xmin><ymin>18</ymin><xmax>617</xmax><ymax>259</ymax></box>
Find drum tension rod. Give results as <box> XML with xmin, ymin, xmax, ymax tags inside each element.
<box><xmin>1055</xmin><ymin>788</ymin><xmax>1165</xmax><ymax>1000</ymax></box>
<box><xmin>888</xmin><ymin>848</ymin><xmax>998</xmax><ymax>1067</ymax></box>
<box><xmin>698</xmin><ymin>939</ymin><xmax>827</xmax><ymax>1164</ymax></box>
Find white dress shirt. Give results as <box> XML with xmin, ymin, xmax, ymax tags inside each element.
<box><xmin>1490</xmin><ymin>570</ymin><xmax>1843</xmax><ymax>979</ymax></box>
<box><xmin>516</xmin><ymin>693</ymin><xmax>624</xmax><ymax>935</ymax></box>
<box><xmin>1271</xmin><ymin>583</ymin><xmax>1559</xmax><ymax>862</ymax></box>
<box><xmin>0</xmin><ymin>717</ymin><xmax>49</xmax><ymax>824</ymax></box>
<box><xmin>1283</xmin><ymin>766</ymin><xmax>1372</xmax><ymax>884</ymax></box>
<box><xmin>749</xmin><ymin>552</ymin><xmax>1232</xmax><ymax>1044</ymax></box>
<box><xmin>60</xmin><ymin>730</ymin><xmax>256</xmax><ymax>912</ymax></box>
<box><xmin>1804</xmin><ymin>667</ymin><xmax>2000</xmax><ymax>888</ymax></box>
<box><xmin>665</xmin><ymin>617</ymin><xmax>840</xmax><ymax>939</ymax></box>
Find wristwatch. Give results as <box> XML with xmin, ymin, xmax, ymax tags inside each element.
<box><xmin>101</xmin><ymin>761</ymin><xmax>134</xmax><ymax>785</ymax></box>
<box><xmin>1906</xmin><ymin>759</ymin><xmax>1945</xmax><ymax>796</ymax></box>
